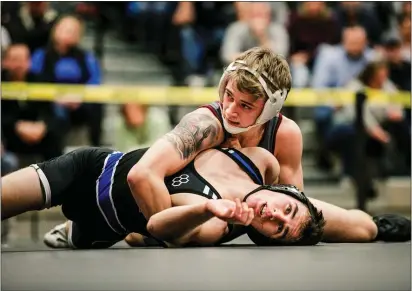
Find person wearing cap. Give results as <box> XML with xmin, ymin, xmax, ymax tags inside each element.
<box><xmin>126</xmin><ymin>46</ymin><xmax>407</xmax><ymax>244</ymax></box>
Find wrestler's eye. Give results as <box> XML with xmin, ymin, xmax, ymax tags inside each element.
<box><xmin>277</xmin><ymin>223</ymin><xmax>284</xmax><ymax>234</ymax></box>
<box><xmin>241</xmin><ymin>104</ymin><xmax>251</xmax><ymax>110</ymax></box>
<box><xmin>285</xmin><ymin>204</ymin><xmax>292</xmax><ymax>215</ymax></box>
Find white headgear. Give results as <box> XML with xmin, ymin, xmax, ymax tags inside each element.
<box><xmin>218</xmin><ymin>60</ymin><xmax>289</xmax><ymax>134</ymax></box>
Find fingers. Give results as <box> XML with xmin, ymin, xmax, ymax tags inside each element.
<box><xmin>230</xmin><ymin>199</ymin><xmax>255</xmax><ymax>226</ymax></box>
<box><xmin>235</xmin><ymin>198</ymin><xmax>242</xmax><ymax>217</ymax></box>
<box><xmin>244</xmin><ymin>208</ymin><xmax>255</xmax><ymax>226</ymax></box>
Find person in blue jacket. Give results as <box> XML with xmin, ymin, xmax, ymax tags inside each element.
<box><xmin>30</xmin><ymin>15</ymin><xmax>103</xmax><ymax>146</ymax></box>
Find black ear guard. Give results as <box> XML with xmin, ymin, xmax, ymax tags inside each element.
<box><xmin>243</xmin><ymin>184</ymin><xmax>320</xmax><ymax>246</ymax></box>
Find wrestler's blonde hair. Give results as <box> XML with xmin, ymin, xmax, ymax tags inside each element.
<box><xmin>226</xmin><ymin>47</ymin><xmax>292</xmax><ymax>101</ymax></box>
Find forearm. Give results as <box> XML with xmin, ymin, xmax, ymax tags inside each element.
<box><xmin>147</xmin><ymin>202</ymin><xmax>214</xmax><ymax>241</ymax></box>
<box><xmin>127</xmin><ymin>110</ymin><xmax>222</xmax><ymax>219</ymax></box>
<box><xmin>308</xmin><ymin>198</ymin><xmax>377</xmax><ymax>242</ymax></box>
<box><xmin>127</xmin><ymin>169</ymin><xmax>172</xmax><ymax>220</ymax></box>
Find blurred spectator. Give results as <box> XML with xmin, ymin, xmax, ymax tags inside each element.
<box><xmin>30</xmin><ymin>15</ymin><xmax>104</xmax><ymax>146</ymax></box>
<box><xmin>3</xmin><ymin>2</ymin><xmax>58</xmax><ymax>53</ymax></box>
<box><xmin>115</xmin><ymin>105</ymin><xmax>172</xmax><ymax>152</ymax></box>
<box><xmin>1</xmin><ymin>25</ymin><xmax>11</xmax><ymax>53</ymax></box>
<box><xmin>1</xmin><ymin>44</ymin><xmax>65</xmax><ymax>161</ymax></box>
<box><xmin>287</xmin><ymin>1</ymin><xmax>340</xmax><ymax>88</ymax></box>
<box><xmin>311</xmin><ymin>25</ymin><xmax>377</xmax><ymax>170</ymax></box>
<box><xmin>269</xmin><ymin>2</ymin><xmax>290</xmax><ymax>26</ymax></box>
<box><xmin>312</xmin><ymin>26</ymin><xmax>376</xmax><ymax>88</ymax></box>
<box><xmin>221</xmin><ymin>2</ymin><xmax>289</xmax><ymax>65</ymax></box>
<box><xmin>1</xmin><ymin>142</ymin><xmax>19</xmax><ymax>176</ymax></box>
<box><xmin>381</xmin><ymin>34</ymin><xmax>412</xmax><ymax>130</ymax></box>
<box><xmin>397</xmin><ymin>13</ymin><xmax>411</xmax><ymax>62</ymax></box>
<box><xmin>124</xmin><ymin>2</ymin><xmax>174</xmax><ymax>54</ymax></box>
<box><xmin>382</xmin><ymin>36</ymin><xmax>411</xmax><ymax>91</ymax></box>
<box><xmin>373</xmin><ymin>2</ymin><xmax>397</xmax><ymax>36</ymax></box>
<box><xmin>327</xmin><ymin>61</ymin><xmax>411</xmax><ymax>179</ymax></box>
<box><xmin>334</xmin><ymin>2</ymin><xmax>383</xmax><ymax>46</ymax></box>
<box><xmin>1</xmin><ymin>139</ymin><xmax>18</xmax><ymax>247</ymax></box>
<box><xmin>170</xmin><ymin>1</ymin><xmax>239</xmax><ymax>86</ymax></box>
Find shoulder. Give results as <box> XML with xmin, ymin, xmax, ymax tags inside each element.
<box><xmin>275</xmin><ymin>115</ymin><xmax>303</xmax><ymax>158</ymax></box>
<box><xmin>238</xmin><ymin>147</ymin><xmax>279</xmax><ymax>179</ymax></box>
<box><xmin>181</xmin><ymin>107</ymin><xmax>222</xmax><ymax>123</ymax></box>
<box><xmin>174</xmin><ymin>107</ymin><xmax>225</xmax><ymax>143</ymax></box>
<box><xmin>276</xmin><ymin>115</ymin><xmax>302</xmax><ymax>141</ymax></box>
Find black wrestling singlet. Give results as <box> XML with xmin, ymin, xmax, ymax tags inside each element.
<box><xmin>94</xmin><ymin>146</ymin><xmax>265</xmax><ymax>237</ymax></box>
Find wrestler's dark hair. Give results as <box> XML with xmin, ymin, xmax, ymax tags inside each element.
<box><xmin>246</xmin><ymin>199</ymin><xmax>326</xmax><ymax>246</ymax></box>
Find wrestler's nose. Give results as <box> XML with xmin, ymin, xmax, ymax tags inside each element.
<box><xmin>269</xmin><ymin>209</ymin><xmax>287</xmax><ymax>223</ymax></box>
<box><xmin>226</xmin><ymin>103</ymin><xmax>238</xmax><ymax>118</ymax></box>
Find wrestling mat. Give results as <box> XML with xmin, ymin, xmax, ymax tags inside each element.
<box><xmin>2</xmin><ymin>240</ymin><xmax>410</xmax><ymax>290</ymax></box>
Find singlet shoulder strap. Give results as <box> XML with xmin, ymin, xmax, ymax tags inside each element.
<box><xmin>258</xmin><ymin>113</ymin><xmax>283</xmax><ymax>153</ymax></box>
<box><xmin>214</xmin><ymin>147</ymin><xmax>264</xmax><ymax>185</ymax></box>
<box><xmin>200</xmin><ymin>102</ymin><xmax>231</xmax><ymax>141</ymax></box>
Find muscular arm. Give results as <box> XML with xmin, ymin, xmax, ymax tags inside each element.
<box><xmin>147</xmin><ymin>202</ymin><xmax>228</xmax><ymax>246</ymax></box>
<box><xmin>127</xmin><ymin>109</ymin><xmax>224</xmax><ymax>220</ymax></box>
<box><xmin>308</xmin><ymin>197</ymin><xmax>378</xmax><ymax>242</ymax></box>
<box><xmin>275</xmin><ymin>118</ymin><xmax>304</xmax><ymax>190</ymax></box>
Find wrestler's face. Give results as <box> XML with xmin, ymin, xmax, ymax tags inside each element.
<box><xmin>245</xmin><ymin>190</ymin><xmax>309</xmax><ymax>242</ymax></box>
<box><xmin>221</xmin><ymin>80</ymin><xmax>265</xmax><ymax>129</ymax></box>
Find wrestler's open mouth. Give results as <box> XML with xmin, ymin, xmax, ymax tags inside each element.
<box><xmin>260</xmin><ymin>203</ymin><xmax>267</xmax><ymax>216</ymax></box>
<box><xmin>227</xmin><ymin>120</ymin><xmax>240</xmax><ymax>126</ymax></box>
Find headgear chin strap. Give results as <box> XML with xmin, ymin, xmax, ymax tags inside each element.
<box><xmin>218</xmin><ymin>60</ymin><xmax>289</xmax><ymax>134</ymax></box>
<box><xmin>243</xmin><ymin>184</ymin><xmax>321</xmax><ymax>246</ymax></box>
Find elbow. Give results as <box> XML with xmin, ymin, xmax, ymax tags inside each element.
<box><xmin>349</xmin><ymin>210</ymin><xmax>378</xmax><ymax>242</ymax></box>
<box><xmin>355</xmin><ymin>224</ymin><xmax>378</xmax><ymax>242</ymax></box>
<box><xmin>127</xmin><ymin>164</ymin><xmax>151</xmax><ymax>188</ymax></box>
<box><xmin>363</xmin><ymin>219</ymin><xmax>379</xmax><ymax>241</ymax></box>
<box><xmin>146</xmin><ymin>218</ymin><xmax>157</xmax><ymax>237</ymax></box>
<box><xmin>146</xmin><ymin>217</ymin><xmax>168</xmax><ymax>241</ymax></box>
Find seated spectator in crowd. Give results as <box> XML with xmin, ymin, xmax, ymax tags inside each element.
<box><xmin>1</xmin><ymin>142</ymin><xmax>19</xmax><ymax>176</ymax></box>
<box><xmin>1</xmin><ymin>25</ymin><xmax>11</xmax><ymax>53</ymax></box>
<box><xmin>326</xmin><ymin>61</ymin><xmax>411</xmax><ymax>183</ymax></box>
<box><xmin>1</xmin><ymin>44</ymin><xmax>65</xmax><ymax>161</ymax></box>
<box><xmin>382</xmin><ymin>36</ymin><xmax>411</xmax><ymax>92</ymax></box>
<box><xmin>311</xmin><ymin>25</ymin><xmax>377</xmax><ymax>170</ymax></box>
<box><xmin>221</xmin><ymin>2</ymin><xmax>289</xmax><ymax>65</ymax></box>
<box><xmin>170</xmin><ymin>1</ymin><xmax>240</xmax><ymax>86</ymax></box>
<box><xmin>334</xmin><ymin>2</ymin><xmax>383</xmax><ymax>47</ymax></box>
<box><xmin>123</xmin><ymin>1</ymin><xmax>175</xmax><ymax>54</ymax></box>
<box><xmin>287</xmin><ymin>1</ymin><xmax>340</xmax><ymax>87</ymax></box>
<box><xmin>381</xmin><ymin>34</ymin><xmax>411</xmax><ymax>130</ymax></box>
<box><xmin>114</xmin><ymin>104</ymin><xmax>172</xmax><ymax>153</ymax></box>
<box><xmin>268</xmin><ymin>2</ymin><xmax>290</xmax><ymax>26</ymax></box>
<box><xmin>3</xmin><ymin>2</ymin><xmax>58</xmax><ymax>53</ymax></box>
<box><xmin>397</xmin><ymin>13</ymin><xmax>411</xmax><ymax>62</ymax></box>
<box><xmin>0</xmin><ymin>140</ymin><xmax>19</xmax><ymax>246</ymax></box>
<box><xmin>30</xmin><ymin>15</ymin><xmax>103</xmax><ymax>146</ymax></box>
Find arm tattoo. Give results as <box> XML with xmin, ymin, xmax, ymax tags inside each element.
<box><xmin>164</xmin><ymin>113</ymin><xmax>220</xmax><ymax>160</ymax></box>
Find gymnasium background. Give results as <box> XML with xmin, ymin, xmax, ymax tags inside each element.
<box><xmin>1</xmin><ymin>1</ymin><xmax>410</xmax><ymax>247</ymax></box>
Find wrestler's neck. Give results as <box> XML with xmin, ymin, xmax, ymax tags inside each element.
<box><xmin>230</xmin><ymin>124</ymin><xmax>265</xmax><ymax>146</ymax></box>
